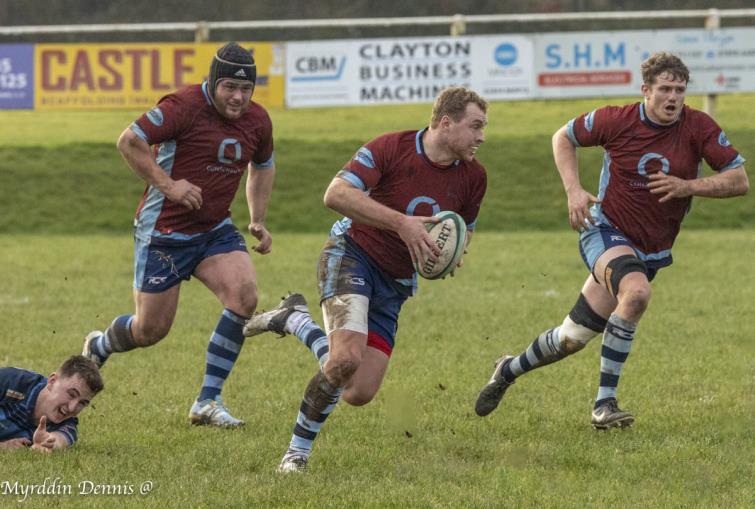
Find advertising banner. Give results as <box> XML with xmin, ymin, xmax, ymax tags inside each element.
<box><xmin>34</xmin><ymin>42</ymin><xmax>284</xmax><ymax>110</ymax></box>
<box><xmin>0</xmin><ymin>44</ymin><xmax>34</xmax><ymax>109</ymax></box>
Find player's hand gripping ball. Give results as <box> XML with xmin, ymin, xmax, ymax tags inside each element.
<box><xmin>414</xmin><ymin>211</ymin><xmax>467</xmax><ymax>280</ymax></box>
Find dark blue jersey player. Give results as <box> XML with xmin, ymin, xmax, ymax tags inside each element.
<box><xmin>0</xmin><ymin>356</ymin><xmax>102</xmax><ymax>453</ymax></box>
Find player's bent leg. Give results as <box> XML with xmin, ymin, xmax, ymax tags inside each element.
<box><xmin>590</xmin><ymin>249</ymin><xmax>651</xmax><ymax>429</ymax></box>
<box><xmin>83</xmin><ymin>285</ymin><xmax>180</xmax><ymax>368</ymax></box>
<box><xmin>342</xmin><ymin>343</ymin><xmax>390</xmax><ymax>406</ymax></box>
<box><xmin>130</xmin><ymin>285</ymin><xmax>181</xmax><ymax>346</ymax></box>
<box><xmin>475</xmin><ymin>282</ymin><xmax>611</xmax><ymax>417</ymax></box>
<box><xmin>189</xmin><ymin>251</ymin><xmax>256</xmax><ymax>427</ymax></box>
<box><xmin>278</xmin><ymin>296</ymin><xmax>369</xmax><ymax>473</ymax></box>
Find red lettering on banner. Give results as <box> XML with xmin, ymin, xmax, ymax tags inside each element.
<box><xmin>150</xmin><ymin>49</ymin><xmax>170</xmax><ymax>90</ymax></box>
<box><xmin>70</xmin><ymin>50</ymin><xmax>95</xmax><ymax>91</ymax></box>
<box><xmin>41</xmin><ymin>50</ymin><xmax>66</xmax><ymax>91</ymax></box>
<box><xmin>125</xmin><ymin>49</ymin><xmax>148</xmax><ymax>89</ymax></box>
<box><xmin>98</xmin><ymin>50</ymin><xmax>123</xmax><ymax>90</ymax></box>
<box><xmin>174</xmin><ymin>49</ymin><xmax>194</xmax><ymax>87</ymax></box>
<box><xmin>538</xmin><ymin>71</ymin><xmax>632</xmax><ymax>87</ymax></box>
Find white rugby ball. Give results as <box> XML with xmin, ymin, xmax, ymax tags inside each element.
<box><xmin>414</xmin><ymin>211</ymin><xmax>467</xmax><ymax>280</ymax></box>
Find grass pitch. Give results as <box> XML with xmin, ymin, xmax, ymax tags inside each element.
<box><xmin>1</xmin><ymin>95</ymin><xmax>754</xmax><ymax>507</ymax></box>
<box><xmin>2</xmin><ymin>231</ymin><xmax>753</xmax><ymax>508</ymax></box>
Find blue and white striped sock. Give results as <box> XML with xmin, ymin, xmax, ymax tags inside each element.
<box><xmin>198</xmin><ymin>309</ymin><xmax>247</xmax><ymax>402</ymax></box>
<box><xmin>293</xmin><ymin>321</ymin><xmax>330</xmax><ymax>367</ymax></box>
<box><xmin>90</xmin><ymin>315</ymin><xmax>137</xmax><ymax>362</ymax></box>
<box><xmin>595</xmin><ymin>314</ymin><xmax>637</xmax><ymax>408</ymax></box>
<box><xmin>502</xmin><ymin>327</ymin><xmax>564</xmax><ymax>382</ymax></box>
<box><xmin>287</xmin><ymin>371</ymin><xmax>342</xmax><ymax>459</ymax></box>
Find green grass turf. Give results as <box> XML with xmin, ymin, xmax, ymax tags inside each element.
<box><xmin>1</xmin><ymin>231</ymin><xmax>753</xmax><ymax>508</ymax></box>
<box><xmin>1</xmin><ymin>94</ymin><xmax>754</xmax><ymax>234</ymax></box>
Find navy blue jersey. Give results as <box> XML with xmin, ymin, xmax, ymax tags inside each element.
<box><xmin>0</xmin><ymin>368</ymin><xmax>78</xmax><ymax>445</ymax></box>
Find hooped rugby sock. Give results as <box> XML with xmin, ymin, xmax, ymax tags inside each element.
<box><xmin>292</xmin><ymin>320</ymin><xmax>330</xmax><ymax>367</ymax></box>
<box><xmin>502</xmin><ymin>327</ymin><xmax>564</xmax><ymax>382</ymax></box>
<box><xmin>288</xmin><ymin>370</ymin><xmax>342</xmax><ymax>458</ymax></box>
<box><xmin>594</xmin><ymin>314</ymin><xmax>636</xmax><ymax>408</ymax></box>
<box><xmin>198</xmin><ymin>309</ymin><xmax>247</xmax><ymax>402</ymax></box>
<box><xmin>91</xmin><ymin>315</ymin><xmax>137</xmax><ymax>360</ymax></box>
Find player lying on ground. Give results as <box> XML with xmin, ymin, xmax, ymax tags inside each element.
<box><xmin>475</xmin><ymin>51</ymin><xmax>748</xmax><ymax>429</ymax></box>
<box><xmin>0</xmin><ymin>355</ymin><xmax>103</xmax><ymax>453</ymax></box>
<box><xmin>244</xmin><ymin>86</ymin><xmax>489</xmax><ymax>472</ymax></box>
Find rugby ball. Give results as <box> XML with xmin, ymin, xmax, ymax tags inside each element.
<box><xmin>414</xmin><ymin>211</ymin><xmax>467</xmax><ymax>280</ymax></box>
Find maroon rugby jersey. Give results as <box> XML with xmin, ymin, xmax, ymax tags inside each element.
<box><xmin>132</xmin><ymin>83</ymin><xmax>273</xmax><ymax>237</ymax></box>
<box><xmin>342</xmin><ymin>129</ymin><xmax>487</xmax><ymax>279</ymax></box>
<box><xmin>568</xmin><ymin>103</ymin><xmax>743</xmax><ymax>255</ymax></box>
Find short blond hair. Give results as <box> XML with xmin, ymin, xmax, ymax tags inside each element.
<box><xmin>430</xmin><ymin>87</ymin><xmax>488</xmax><ymax>128</ymax></box>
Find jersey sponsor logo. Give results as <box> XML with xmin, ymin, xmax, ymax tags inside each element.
<box><xmin>637</xmin><ymin>152</ymin><xmax>669</xmax><ymax>176</ymax></box>
<box><xmin>206</xmin><ymin>164</ymin><xmax>242</xmax><ymax>175</ymax></box>
<box><xmin>217</xmin><ymin>138</ymin><xmax>242</xmax><ymax>165</ymax></box>
<box><xmin>406</xmin><ymin>196</ymin><xmax>440</xmax><ymax>216</ymax></box>
<box><xmin>146</xmin><ymin>107</ymin><xmax>164</xmax><ymax>126</ymax></box>
<box><xmin>718</xmin><ymin>131</ymin><xmax>731</xmax><ymax>147</ymax></box>
<box><xmin>4</xmin><ymin>389</ymin><xmax>25</xmax><ymax>400</ymax></box>
<box><xmin>354</xmin><ymin>147</ymin><xmax>375</xmax><ymax>169</ymax></box>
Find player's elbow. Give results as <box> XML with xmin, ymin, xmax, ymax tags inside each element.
<box><xmin>323</xmin><ymin>180</ymin><xmax>345</xmax><ymax>210</ymax></box>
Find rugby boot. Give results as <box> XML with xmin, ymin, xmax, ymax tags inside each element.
<box><xmin>243</xmin><ymin>293</ymin><xmax>309</xmax><ymax>338</ymax></box>
<box><xmin>591</xmin><ymin>398</ymin><xmax>634</xmax><ymax>429</ymax></box>
<box><xmin>475</xmin><ymin>355</ymin><xmax>515</xmax><ymax>417</ymax></box>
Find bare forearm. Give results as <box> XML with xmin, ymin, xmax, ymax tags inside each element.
<box><xmin>688</xmin><ymin>167</ymin><xmax>749</xmax><ymax>198</ymax></box>
<box><xmin>324</xmin><ymin>179</ymin><xmax>405</xmax><ymax>233</ymax></box>
<box><xmin>117</xmin><ymin>129</ymin><xmax>172</xmax><ymax>193</ymax></box>
<box><xmin>246</xmin><ymin>165</ymin><xmax>276</xmax><ymax>223</ymax></box>
<box><xmin>552</xmin><ymin>126</ymin><xmax>582</xmax><ymax>193</ymax></box>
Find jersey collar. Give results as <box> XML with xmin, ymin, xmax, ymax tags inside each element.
<box><xmin>415</xmin><ymin>128</ymin><xmax>460</xmax><ymax>169</ymax></box>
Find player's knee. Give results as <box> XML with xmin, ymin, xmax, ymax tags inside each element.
<box><xmin>232</xmin><ymin>280</ymin><xmax>258</xmax><ymax>317</ymax></box>
<box><xmin>131</xmin><ymin>321</ymin><xmax>170</xmax><ymax>346</ymax></box>
<box><xmin>325</xmin><ymin>356</ymin><xmax>360</xmax><ymax>386</ymax></box>
<box><xmin>559</xmin><ymin>293</ymin><xmax>608</xmax><ymax>354</ymax></box>
<box><xmin>604</xmin><ymin>255</ymin><xmax>648</xmax><ymax>298</ymax></box>
<box><xmin>618</xmin><ymin>282</ymin><xmax>652</xmax><ymax>317</ymax></box>
<box><xmin>342</xmin><ymin>386</ymin><xmax>377</xmax><ymax>406</ymax></box>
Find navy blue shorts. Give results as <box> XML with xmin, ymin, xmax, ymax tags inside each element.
<box><xmin>134</xmin><ymin>224</ymin><xmax>248</xmax><ymax>293</ymax></box>
<box><xmin>579</xmin><ymin>221</ymin><xmax>671</xmax><ymax>282</ymax></box>
<box><xmin>317</xmin><ymin>234</ymin><xmax>411</xmax><ymax>356</ymax></box>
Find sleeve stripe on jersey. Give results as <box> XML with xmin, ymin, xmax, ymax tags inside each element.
<box><xmin>584</xmin><ymin>110</ymin><xmax>596</xmax><ymax>132</ymax></box>
<box><xmin>720</xmin><ymin>154</ymin><xmax>746</xmax><ymax>172</ymax></box>
<box><xmin>252</xmin><ymin>153</ymin><xmax>275</xmax><ymax>170</ymax></box>
<box><xmin>337</xmin><ymin>170</ymin><xmax>367</xmax><ymax>191</ymax></box>
<box><xmin>354</xmin><ymin>147</ymin><xmax>376</xmax><ymax>169</ymax></box>
<box><xmin>467</xmin><ymin>219</ymin><xmax>477</xmax><ymax>231</ymax></box>
<box><xmin>130</xmin><ymin>122</ymin><xmax>149</xmax><ymax>144</ymax></box>
<box><xmin>566</xmin><ymin>119</ymin><xmax>581</xmax><ymax>147</ymax></box>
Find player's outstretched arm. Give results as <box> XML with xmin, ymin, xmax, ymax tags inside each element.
<box><xmin>246</xmin><ymin>163</ymin><xmax>276</xmax><ymax>254</ymax></box>
<box><xmin>117</xmin><ymin>128</ymin><xmax>203</xmax><ymax>210</ymax></box>
<box><xmin>323</xmin><ymin>177</ymin><xmax>439</xmax><ymax>264</ymax></box>
<box><xmin>552</xmin><ymin>125</ymin><xmax>600</xmax><ymax>231</ymax></box>
<box><xmin>648</xmin><ymin>166</ymin><xmax>749</xmax><ymax>202</ymax></box>
<box><xmin>0</xmin><ymin>438</ymin><xmax>32</xmax><ymax>450</ymax></box>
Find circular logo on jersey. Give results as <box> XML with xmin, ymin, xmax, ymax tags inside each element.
<box><xmin>637</xmin><ymin>152</ymin><xmax>670</xmax><ymax>176</ymax></box>
<box><xmin>494</xmin><ymin>43</ymin><xmax>518</xmax><ymax>67</ymax></box>
<box><xmin>718</xmin><ymin>131</ymin><xmax>731</xmax><ymax>147</ymax></box>
<box><xmin>146</xmin><ymin>107</ymin><xmax>164</xmax><ymax>126</ymax></box>
<box><xmin>406</xmin><ymin>196</ymin><xmax>440</xmax><ymax>216</ymax></box>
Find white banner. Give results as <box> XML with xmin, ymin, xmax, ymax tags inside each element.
<box><xmin>285</xmin><ymin>28</ymin><xmax>755</xmax><ymax>107</ymax></box>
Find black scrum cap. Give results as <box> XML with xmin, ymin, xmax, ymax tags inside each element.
<box><xmin>208</xmin><ymin>42</ymin><xmax>256</xmax><ymax>98</ymax></box>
